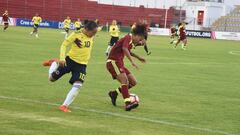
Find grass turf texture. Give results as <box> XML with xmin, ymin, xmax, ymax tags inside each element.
<box><xmin>0</xmin><ymin>26</ymin><xmax>239</xmax><ymax>135</ymax></box>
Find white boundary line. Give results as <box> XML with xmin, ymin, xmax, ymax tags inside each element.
<box><xmin>229</xmin><ymin>51</ymin><xmax>240</xmax><ymax>56</ymax></box>
<box><xmin>0</xmin><ymin>95</ymin><xmax>238</xmax><ymax>135</ymax></box>
<box><xmin>0</xmin><ymin>61</ymin><xmax>228</xmax><ymax>65</ymax></box>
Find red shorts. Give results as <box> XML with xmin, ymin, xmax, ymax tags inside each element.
<box><xmin>106</xmin><ymin>59</ymin><xmax>131</xmax><ymax>79</ymax></box>
<box><xmin>179</xmin><ymin>35</ymin><xmax>187</xmax><ymax>41</ymax></box>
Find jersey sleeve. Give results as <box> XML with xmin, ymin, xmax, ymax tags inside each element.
<box><xmin>122</xmin><ymin>36</ymin><xmax>131</xmax><ymax>49</ymax></box>
<box><xmin>109</xmin><ymin>26</ymin><xmax>113</xmax><ymax>33</ymax></box>
<box><xmin>60</xmin><ymin>32</ymin><xmax>76</xmax><ymax>60</ymax></box>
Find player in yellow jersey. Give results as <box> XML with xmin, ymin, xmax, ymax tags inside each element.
<box><xmin>42</xmin><ymin>21</ymin><xmax>98</xmax><ymax>112</ymax></box>
<box><xmin>105</xmin><ymin>20</ymin><xmax>120</xmax><ymax>56</ymax></box>
<box><xmin>63</xmin><ymin>16</ymin><xmax>71</xmax><ymax>39</ymax></box>
<box><xmin>74</xmin><ymin>18</ymin><xmax>82</xmax><ymax>31</ymax></box>
<box><xmin>30</xmin><ymin>13</ymin><xmax>42</xmax><ymax>38</ymax></box>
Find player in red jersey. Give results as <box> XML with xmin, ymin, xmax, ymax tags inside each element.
<box><xmin>1</xmin><ymin>10</ymin><xmax>10</xmax><ymax>31</ymax></box>
<box><xmin>106</xmin><ymin>23</ymin><xmax>147</xmax><ymax>111</ymax></box>
<box><xmin>170</xmin><ymin>25</ymin><xmax>177</xmax><ymax>44</ymax></box>
<box><xmin>175</xmin><ymin>22</ymin><xmax>188</xmax><ymax>50</ymax></box>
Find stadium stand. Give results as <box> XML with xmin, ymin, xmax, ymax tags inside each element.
<box><xmin>0</xmin><ymin>0</ymin><xmax>184</xmax><ymax>27</ymax></box>
<box><xmin>212</xmin><ymin>5</ymin><xmax>240</xmax><ymax>32</ymax></box>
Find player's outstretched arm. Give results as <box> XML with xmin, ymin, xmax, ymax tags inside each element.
<box><xmin>130</xmin><ymin>52</ymin><xmax>146</xmax><ymax>63</ymax></box>
<box><xmin>59</xmin><ymin>33</ymin><xmax>75</xmax><ymax>65</ymax></box>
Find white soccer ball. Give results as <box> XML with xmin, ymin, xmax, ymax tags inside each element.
<box><xmin>130</xmin><ymin>93</ymin><xmax>140</xmax><ymax>104</ymax></box>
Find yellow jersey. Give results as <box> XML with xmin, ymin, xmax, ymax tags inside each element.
<box><xmin>109</xmin><ymin>25</ymin><xmax>120</xmax><ymax>37</ymax></box>
<box><xmin>64</xmin><ymin>19</ymin><xmax>71</xmax><ymax>28</ymax></box>
<box><xmin>60</xmin><ymin>30</ymin><xmax>94</xmax><ymax>65</ymax></box>
<box><xmin>32</xmin><ymin>16</ymin><xmax>42</xmax><ymax>25</ymax></box>
<box><xmin>74</xmin><ymin>21</ymin><xmax>81</xmax><ymax>28</ymax></box>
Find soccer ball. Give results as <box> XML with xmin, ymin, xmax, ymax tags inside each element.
<box><xmin>130</xmin><ymin>93</ymin><xmax>140</xmax><ymax>104</ymax></box>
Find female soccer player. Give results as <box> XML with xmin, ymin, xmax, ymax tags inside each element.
<box><xmin>1</xmin><ymin>10</ymin><xmax>10</xmax><ymax>31</ymax></box>
<box><xmin>105</xmin><ymin>20</ymin><xmax>120</xmax><ymax>56</ymax></box>
<box><xmin>106</xmin><ymin>23</ymin><xmax>147</xmax><ymax>111</ymax></box>
<box><xmin>170</xmin><ymin>25</ymin><xmax>178</xmax><ymax>44</ymax></box>
<box><xmin>30</xmin><ymin>13</ymin><xmax>42</xmax><ymax>38</ymax></box>
<box><xmin>175</xmin><ymin>22</ymin><xmax>188</xmax><ymax>50</ymax></box>
<box><xmin>43</xmin><ymin>21</ymin><xmax>98</xmax><ymax>112</ymax></box>
<box><xmin>63</xmin><ymin>16</ymin><xmax>71</xmax><ymax>39</ymax></box>
<box><xmin>74</xmin><ymin>18</ymin><xmax>82</xmax><ymax>31</ymax></box>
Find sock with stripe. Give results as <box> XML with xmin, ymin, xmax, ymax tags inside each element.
<box><xmin>121</xmin><ymin>84</ymin><xmax>130</xmax><ymax>104</ymax></box>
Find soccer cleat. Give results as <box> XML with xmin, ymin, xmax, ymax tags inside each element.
<box><xmin>125</xmin><ymin>101</ymin><xmax>139</xmax><ymax>111</ymax></box>
<box><xmin>59</xmin><ymin>105</ymin><xmax>71</xmax><ymax>112</ymax></box>
<box><xmin>42</xmin><ymin>59</ymin><xmax>59</xmax><ymax>66</ymax></box>
<box><xmin>182</xmin><ymin>46</ymin><xmax>187</xmax><ymax>50</ymax></box>
<box><xmin>108</xmin><ymin>91</ymin><xmax>118</xmax><ymax>106</ymax></box>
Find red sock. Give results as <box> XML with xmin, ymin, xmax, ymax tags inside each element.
<box><xmin>116</xmin><ymin>84</ymin><xmax>133</xmax><ymax>93</ymax></box>
<box><xmin>121</xmin><ymin>84</ymin><xmax>130</xmax><ymax>99</ymax></box>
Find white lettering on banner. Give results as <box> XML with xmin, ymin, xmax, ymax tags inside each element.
<box><xmin>214</xmin><ymin>31</ymin><xmax>240</xmax><ymax>41</ymax></box>
<box><xmin>149</xmin><ymin>27</ymin><xmax>170</xmax><ymax>36</ymax></box>
<box><xmin>186</xmin><ymin>31</ymin><xmax>211</xmax><ymax>38</ymax></box>
<box><xmin>20</xmin><ymin>20</ymin><xmax>30</xmax><ymax>25</ymax></box>
<box><xmin>19</xmin><ymin>20</ymin><xmax>50</xmax><ymax>27</ymax></box>
<box><xmin>39</xmin><ymin>22</ymin><xmax>50</xmax><ymax>27</ymax></box>
<box><xmin>58</xmin><ymin>22</ymin><xmax>75</xmax><ymax>29</ymax></box>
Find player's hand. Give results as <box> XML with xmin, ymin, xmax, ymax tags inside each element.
<box><xmin>138</xmin><ymin>57</ymin><xmax>146</xmax><ymax>63</ymax></box>
<box><xmin>147</xmin><ymin>51</ymin><xmax>151</xmax><ymax>55</ymax></box>
<box><xmin>131</xmin><ymin>62</ymin><xmax>139</xmax><ymax>69</ymax></box>
<box><xmin>59</xmin><ymin>60</ymin><xmax>66</xmax><ymax>67</ymax></box>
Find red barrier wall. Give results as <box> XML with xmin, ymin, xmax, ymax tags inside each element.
<box><xmin>0</xmin><ymin>0</ymin><xmax>184</xmax><ymax>27</ymax></box>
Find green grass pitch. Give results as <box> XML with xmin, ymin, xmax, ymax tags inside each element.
<box><xmin>0</xmin><ymin>26</ymin><xmax>239</xmax><ymax>135</ymax></box>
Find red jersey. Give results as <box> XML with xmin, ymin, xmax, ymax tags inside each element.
<box><xmin>108</xmin><ymin>34</ymin><xmax>133</xmax><ymax>61</ymax></box>
<box><xmin>179</xmin><ymin>26</ymin><xmax>186</xmax><ymax>37</ymax></box>
<box><xmin>2</xmin><ymin>13</ymin><xmax>9</xmax><ymax>22</ymax></box>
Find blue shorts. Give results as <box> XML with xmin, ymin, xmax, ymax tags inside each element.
<box><xmin>33</xmin><ymin>24</ymin><xmax>39</xmax><ymax>29</ymax></box>
<box><xmin>51</xmin><ymin>56</ymin><xmax>87</xmax><ymax>85</ymax></box>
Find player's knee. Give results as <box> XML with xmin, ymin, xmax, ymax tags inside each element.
<box><xmin>120</xmin><ymin>78</ymin><xmax>129</xmax><ymax>86</ymax></box>
<box><xmin>73</xmin><ymin>81</ymin><xmax>83</xmax><ymax>89</ymax></box>
<box><xmin>48</xmin><ymin>76</ymin><xmax>56</xmax><ymax>82</ymax></box>
<box><xmin>131</xmin><ymin>80</ymin><xmax>137</xmax><ymax>87</ymax></box>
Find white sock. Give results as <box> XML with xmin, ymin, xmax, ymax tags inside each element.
<box><xmin>35</xmin><ymin>34</ymin><xmax>39</xmax><ymax>38</ymax></box>
<box><xmin>63</xmin><ymin>83</ymin><xmax>82</xmax><ymax>106</ymax></box>
<box><xmin>48</xmin><ymin>61</ymin><xmax>58</xmax><ymax>77</ymax></box>
<box><xmin>65</xmin><ymin>33</ymin><xmax>68</xmax><ymax>39</ymax></box>
<box><xmin>181</xmin><ymin>43</ymin><xmax>184</xmax><ymax>48</ymax></box>
<box><xmin>106</xmin><ymin>46</ymin><xmax>112</xmax><ymax>53</ymax></box>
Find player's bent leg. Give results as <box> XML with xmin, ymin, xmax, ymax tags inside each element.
<box><xmin>174</xmin><ymin>39</ymin><xmax>181</xmax><ymax>48</ymax></box>
<box><xmin>60</xmin><ymin>81</ymin><xmax>83</xmax><ymax>113</ymax></box>
<box><xmin>116</xmin><ymin>73</ymin><xmax>138</xmax><ymax>111</ymax></box>
<box><xmin>181</xmin><ymin>39</ymin><xmax>187</xmax><ymax>50</ymax></box>
<box><xmin>116</xmin><ymin>73</ymin><xmax>129</xmax><ymax>99</ymax></box>
<box><xmin>127</xmin><ymin>74</ymin><xmax>137</xmax><ymax>88</ymax></box>
<box><xmin>49</xmin><ymin>63</ymin><xmax>70</xmax><ymax>82</ymax></box>
<box><xmin>108</xmin><ymin>73</ymin><xmax>129</xmax><ymax>107</ymax></box>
